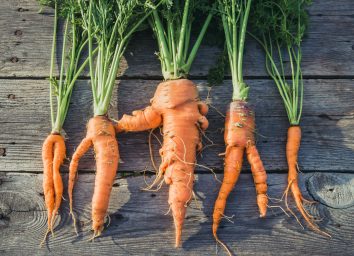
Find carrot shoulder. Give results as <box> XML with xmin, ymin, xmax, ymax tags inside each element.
<box><xmin>116</xmin><ymin>79</ymin><xmax>208</xmax><ymax>247</ymax></box>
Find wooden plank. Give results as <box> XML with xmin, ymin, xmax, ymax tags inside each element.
<box><xmin>1</xmin><ymin>79</ymin><xmax>354</xmax><ymax>173</ymax></box>
<box><xmin>0</xmin><ymin>172</ymin><xmax>352</xmax><ymax>255</ymax></box>
<box><xmin>1</xmin><ymin>0</ymin><xmax>354</xmax><ymax>78</ymax></box>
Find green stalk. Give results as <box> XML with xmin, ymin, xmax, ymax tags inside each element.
<box><xmin>151</xmin><ymin>1</ymin><xmax>214</xmax><ymax>80</ymax></box>
<box><xmin>250</xmin><ymin>0</ymin><xmax>310</xmax><ymax>125</ymax></box>
<box><xmin>183</xmin><ymin>11</ymin><xmax>213</xmax><ymax>74</ymax></box>
<box><xmin>87</xmin><ymin>1</ymin><xmax>98</xmax><ymax>111</ymax></box>
<box><xmin>152</xmin><ymin>9</ymin><xmax>172</xmax><ymax>76</ymax></box>
<box><xmin>176</xmin><ymin>0</ymin><xmax>190</xmax><ymax>66</ymax></box>
<box><xmin>58</xmin><ymin>19</ymin><xmax>69</xmax><ymax>104</ymax></box>
<box><xmin>237</xmin><ymin>0</ymin><xmax>251</xmax><ymax>84</ymax></box>
<box><xmin>49</xmin><ymin>2</ymin><xmax>58</xmax><ymax>130</ymax></box>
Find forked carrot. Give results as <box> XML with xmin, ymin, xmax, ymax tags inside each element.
<box><xmin>38</xmin><ymin>0</ymin><xmax>90</xmax><ymax>246</ymax></box>
<box><xmin>69</xmin><ymin>116</ymin><xmax>119</xmax><ymax>237</ymax></box>
<box><xmin>211</xmin><ymin>1</ymin><xmax>269</xmax><ymax>254</ymax></box>
<box><xmin>68</xmin><ymin>0</ymin><xmax>164</xmax><ymax>239</ymax></box>
<box><xmin>213</xmin><ymin>101</ymin><xmax>268</xmax><ymax>252</ymax></box>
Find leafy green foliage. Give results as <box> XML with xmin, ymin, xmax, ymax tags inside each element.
<box><xmin>37</xmin><ymin>0</ymin><xmax>89</xmax><ymax>133</ymax></box>
<box><xmin>250</xmin><ymin>0</ymin><xmax>311</xmax><ymax>125</ymax></box>
<box><xmin>77</xmin><ymin>0</ymin><xmax>162</xmax><ymax>115</ymax></box>
<box><xmin>251</xmin><ymin>0</ymin><xmax>311</xmax><ymax>47</ymax></box>
<box><xmin>149</xmin><ymin>0</ymin><xmax>215</xmax><ymax>79</ymax></box>
<box><xmin>207</xmin><ymin>48</ymin><xmax>228</xmax><ymax>86</ymax></box>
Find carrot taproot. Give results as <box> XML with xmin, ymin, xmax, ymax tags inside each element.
<box><xmin>69</xmin><ymin>116</ymin><xmax>119</xmax><ymax>237</ymax></box>
<box><xmin>117</xmin><ymin>79</ymin><xmax>209</xmax><ymax>247</ymax></box>
<box><xmin>285</xmin><ymin>126</ymin><xmax>330</xmax><ymax>237</ymax></box>
<box><xmin>41</xmin><ymin>134</ymin><xmax>66</xmax><ymax>243</ymax></box>
<box><xmin>213</xmin><ymin>101</ymin><xmax>268</xmax><ymax>247</ymax></box>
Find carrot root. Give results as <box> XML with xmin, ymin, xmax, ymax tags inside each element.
<box><xmin>69</xmin><ymin>116</ymin><xmax>119</xmax><ymax>237</ymax></box>
<box><xmin>212</xmin><ymin>100</ymin><xmax>268</xmax><ymax>254</ymax></box>
<box><xmin>40</xmin><ymin>133</ymin><xmax>66</xmax><ymax>246</ymax></box>
<box><xmin>117</xmin><ymin>79</ymin><xmax>207</xmax><ymax>246</ymax></box>
<box><xmin>285</xmin><ymin>126</ymin><xmax>330</xmax><ymax>238</ymax></box>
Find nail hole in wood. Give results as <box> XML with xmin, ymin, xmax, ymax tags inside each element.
<box><xmin>7</xmin><ymin>94</ymin><xmax>15</xmax><ymax>100</ymax></box>
<box><xmin>17</xmin><ymin>8</ymin><xmax>28</xmax><ymax>12</ymax></box>
<box><xmin>10</xmin><ymin>57</ymin><xmax>19</xmax><ymax>63</ymax></box>
<box><xmin>14</xmin><ymin>30</ymin><xmax>22</xmax><ymax>36</ymax></box>
<box><xmin>0</xmin><ymin>148</ymin><xmax>6</xmax><ymax>156</ymax></box>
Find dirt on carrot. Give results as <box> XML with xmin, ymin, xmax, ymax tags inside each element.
<box><xmin>69</xmin><ymin>115</ymin><xmax>119</xmax><ymax>237</ymax></box>
<box><xmin>117</xmin><ymin>79</ymin><xmax>209</xmax><ymax>247</ymax></box>
<box><xmin>213</xmin><ymin>100</ymin><xmax>268</xmax><ymax>246</ymax></box>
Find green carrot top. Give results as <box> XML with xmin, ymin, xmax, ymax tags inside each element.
<box><xmin>149</xmin><ymin>0</ymin><xmax>215</xmax><ymax>80</ymax></box>
<box><xmin>250</xmin><ymin>0</ymin><xmax>311</xmax><ymax>125</ymax></box>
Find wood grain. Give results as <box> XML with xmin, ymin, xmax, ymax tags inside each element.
<box><xmin>1</xmin><ymin>0</ymin><xmax>354</xmax><ymax>78</ymax></box>
<box><xmin>0</xmin><ymin>172</ymin><xmax>353</xmax><ymax>255</ymax></box>
<box><xmin>0</xmin><ymin>79</ymin><xmax>353</xmax><ymax>173</ymax></box>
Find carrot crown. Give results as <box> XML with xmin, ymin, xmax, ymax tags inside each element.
<box><xmin>38</xmin><ymin>0</ymin><xmax>90</xmax><ymax>134</ymax></box>
<box><xmin>149</xmin><ymin>0</ymin><xmax>215</xmax><ymax>80</ymax></box>
<box><xmin>77</xmin><ymin>0</ymin><xmax>165</xmax><ymax>116</ymax></box>
<box><xmin>250</xmin><ymin>0</ymin><xmax>311</xmax><ymax>125</ymax></box>
<box><xmin>217</xmin><ymin>0</ymin><xmax>252</xmax><ymax>101</ymax></box>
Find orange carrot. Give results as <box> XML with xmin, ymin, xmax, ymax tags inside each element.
<box><xmin>213</xmin><ymin>100</ymin><xmax>268</xmax><ymax>249</ymax></box>
<box><xmin>68</xmin><ymin>115</ymin><xmax>119</xmax><ymax>238</ymax></box>
<box><xmin>41</xmin><ymin>134</ymin><xmax>66</xmax><ymax>243</ymax></box>
<box><xmin>38</xmin><ymin>0</ymin><xmax>91</xmax><ymax>245</ymax></box>
<box><xmin>117</xmin><ymin>79</ymin><xmax>209</xmax><ymax>247</ymax></box>
<box><xmin>285</xmin><ymin>126</ymin><xmax>330</xmax><ymax>237</ymax></box>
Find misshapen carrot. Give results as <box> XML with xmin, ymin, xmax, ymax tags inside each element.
<box><xmin>213</xmin><ymin>100</ymin><xmax>268</xmax><ymax>250</ymax></box>
<box><xmin>285</xmin><ymin>126</ymin><xmax>330</xmax><ymax>237</ymax></box>
<box><xmin>117</xmin><ymin>79</ymin><xmax>208</xmax><ymax>247</ymax></box>
<box><xmin>69</xmin><ymin>115</ymin><xmax>119</xmax><ymax>237</ymax></box>
<box><xmin>41</xmin><ymin>133</ymin><xmax>66</xmax><ymax>245</ymax></box>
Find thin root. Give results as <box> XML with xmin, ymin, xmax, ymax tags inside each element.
<box><xmin>39</xmin><ymin>227</ymin><xmax>51</xmax><ymax>248</ymax></box>
<box><xmin>267</xmin><ymin>204</ymin><xmax>290</xmax><ymax>217</ymax></box>
<box><xmin>69</xmin><ymin>210</ymin><xmax>79</xmax><ymax>236</ymax></box>
<box><xmin>214</xmin><ymin>234</ymin><xmax>232</xmax><ymax>256</ymax></box>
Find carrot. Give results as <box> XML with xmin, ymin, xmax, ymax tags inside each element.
<box><xmin>285</xmin><ymin>126</ymin><xmax>329</xmax><ymax>237</ymax></box>
<box><xmin>116</xmin><ymin>0</ymin><xmax>214</xmax><ymax>247</ymax></box>
<box><xmin>117</xmin><ymin>79</ymin><xmax>209</xmax><ymax>246</ymax></box>
<box><xmin>68</xmin><ymin>0</ymin><xmax>164</xmax><ymax>238</ymax></box>
<box><xmin>69</xmin><ymin>116</ymin><xmax>119</xmax><ymax>237</ymax></box>
<box><xmin>38</xmin><ymin>0</ymin><xmax>90</xmax><ymax>246</ymax></box>
<box><xmin>42</xmin><ymin>134</ymin><xmax>65</xmax><ymax>236</ymax></box>
<box><xmin>251</xmin><ymin>0</ymin><xmax>330</xmax><ymax>237</ymax></box>
<box><xmin>209</xmin><ymin>1</ymin><xmax>270</xmax><ymax>253</ymax></box>
<box><xmin>213</xmin><ymin>101</ymin><xmax>268</xmax><ymax>250</ymax></box>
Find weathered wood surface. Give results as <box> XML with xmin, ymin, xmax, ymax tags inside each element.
<box><xmin>1</xmin><ymin>0</ymin><xmax>354</xmax><ymax>255</ymax></box>
<box><xmin>0</xmin><ymin>172</ymin><xmax>353</xmax><ymax>256</ymax></box>
<box><xmin>1</xmin><ymin>79</ymin><xmax>353</xmax><ymax>173</ymax></box>
<box><xmin>1</xmin><ymin>0</ymin><xmax>354</xmax><ymax>78</ymax></box>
